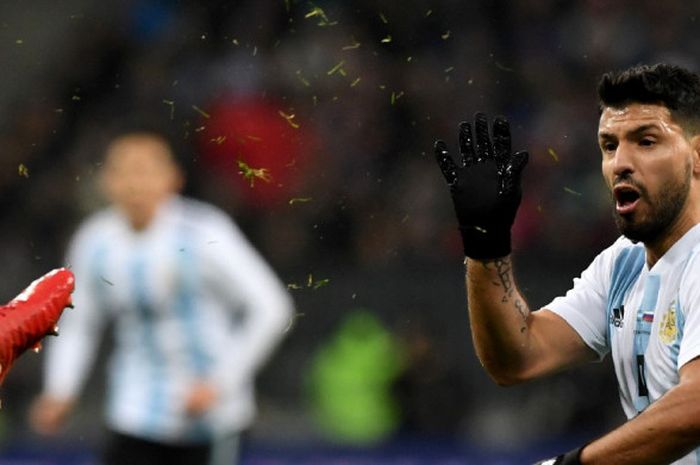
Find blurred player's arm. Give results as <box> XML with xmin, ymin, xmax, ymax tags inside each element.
<box><xmin>435</xmin><ymin>114</ymin><xmax>596</xmax><ymax>386</ymax></box>
<box><xmin>194</xmin><ymin>212</ymin><xmax>294</xmax><ymax>411</ymax></box>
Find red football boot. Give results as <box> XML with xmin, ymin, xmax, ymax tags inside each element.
<box><xmin>0</xmin><ymin>268</ymin><xmax>75</xmax><ymax>385</ymax></box>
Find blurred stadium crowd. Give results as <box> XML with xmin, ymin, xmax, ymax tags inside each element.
<box><xmin>1</xmin><ymin>0</ymin><xmax>699</xmax><ymax>460</ymax></box>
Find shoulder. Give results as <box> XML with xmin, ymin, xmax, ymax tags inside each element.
<box><xmin>679</xmin><ymin>243</ymin><xmax>700</xmax><ymax>288</ymax></box>
<box><xmin>66</xmin><ymin>208</ymin><xmax>123</xmax><ymax>261</ymax></box>
<box><xmin>71</xmin><ymin>208</ymin><xmax>121</xmax><ymax>243</ymax></box>
<box><xmin>590</xmin><ymin>235</ymin><xmax>640</xmax><ymax>275</ymax></box>
<box><xmin>171</xmin><ymin>197</ymin><xmax>241</xmax><ymax>235</ymax></box>
<box><xmin>606</xmin><ymin>235</ymin><xmax>638</xmax><ymax>255</ymax></box>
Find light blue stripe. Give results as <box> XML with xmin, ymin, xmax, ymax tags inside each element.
<box><xmin>131</xmin><ymin>250</ymin><xmax>167</xmax><ymax>435</ymax></box>
<box><xmin>606</xmin><ymin>246</ymin><xmax>645</xmax><ymax>347</ymax></box>
<box><xmin>640</xmin><ymin>275</ymin><xmax>660</xmax><ymax>311</ymax></box>
<box><xmin>176</xmin><ymin>228</ymin><xmax>210</xmax><ymax>376</ymax></box>
<box><xmin>176</xmin><ymin>226</ymin><xmax>213</xmax><ymax>440</ymax></box>
<box><xmin>633</xmin><ymin>273</ymin><xmax>660</xmax><ymax>412</ymax></box>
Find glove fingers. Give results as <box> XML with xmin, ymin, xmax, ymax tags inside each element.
<box><xmin>473</xmin><ymin>112</ymin><xmax>493</xmax><ymax>162</ymax></box>
<box><xmin>458</xmin><ymin>121</ymin><xmax>476</xmax><ymax>167</ymax></box>
<box><xmin>501</xmin><ymin>150</ymin><xmax>529</xmax><ymax>194</ymax></box>
<box><xmin>492</xmin><ymin>116</ymin><xmax>512</xmax><ymax>166</ymax></box>
<box><xmin>510</xmin><ymin>150</ymin><xmax>529</xmax><ymax>178</ymax></box>
<box><xmin>434</xmin><ymin>140</ymin><xmax>459</xmax><ymax>186</ymax></box>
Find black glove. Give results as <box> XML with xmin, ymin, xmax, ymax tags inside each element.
<box><xmin>533</xmin><ymin>446</ymin><xmax>584</xmax><ymax>465</ymax></box>
<box><xmin>434</xmin><ymin>113</ymin><xmax>528</xmax><ymax>259</ymax></box>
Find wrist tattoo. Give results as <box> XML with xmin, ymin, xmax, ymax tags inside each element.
<box><xmin>479</xmin><ymin>257</ymin><xmax>515</xmax><ymax>302</ymax></box>
<box><xmin>477</xmin><ymin>257</ymin><xmax>529</xmax><ymax>329</ymax></box>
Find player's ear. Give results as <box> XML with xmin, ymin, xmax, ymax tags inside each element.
<box><xmin>691</xmin><ymin>134</ymin><xmax>700</xmax><ymax>176</ymax></box>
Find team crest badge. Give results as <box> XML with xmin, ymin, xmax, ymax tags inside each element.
<box><xmin>659</xmin><ymin>301</ymin><xmax>678</xmax><ymax>345</ymax></box>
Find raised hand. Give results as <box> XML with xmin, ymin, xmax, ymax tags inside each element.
<box><xmin>434</xmin><ymin>113</ymin><xmax>528</xmax><ymax>259</ymax></box>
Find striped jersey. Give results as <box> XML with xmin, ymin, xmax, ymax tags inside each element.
<box><xmin>44</xmin><ymin>195</ymin><xmax>294</xmax><ymax>443</ymax></box>
<box><xmin>547</xmin><ymin>223</ymin><xmax>700</xmax><ymax>465</ymax></box>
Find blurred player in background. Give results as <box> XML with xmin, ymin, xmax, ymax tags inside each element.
<box><xmin>29</xmin><ymin>123</ymin><xmax>294</xmax><ymax>465</ymax></box>
<box><xmin>435</xmin><ymin>63</ymin><xmax>700</xmax><ymax>464</ymax></box>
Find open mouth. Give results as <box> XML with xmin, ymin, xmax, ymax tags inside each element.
<box><xmin>613</xmin><ymin>184</ymin><xmax>641</xmax><ymax>215</ymax></box>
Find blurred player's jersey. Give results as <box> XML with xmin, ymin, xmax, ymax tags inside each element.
<box><xmin>547</xmin><ymin>223</ymin><xmax>700</xmax><ymax>465</ymax></box>
<box><xmin>44</xmin><ymin>195</ymin><xmax>293</xmax><ymax>442</ymax></box>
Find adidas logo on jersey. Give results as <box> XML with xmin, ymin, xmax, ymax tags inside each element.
<box><xmin>610</xmin><ymin>305</ymin><xmax>625</xmax><ymax>328</ymax></box>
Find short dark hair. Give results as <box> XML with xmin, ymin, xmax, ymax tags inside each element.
<box><xmin>597</xmin><ymin>63</ymin><xmax>700</xmax><ymax>133</ymax></box>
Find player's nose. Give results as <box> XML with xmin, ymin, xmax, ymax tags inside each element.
<box><xmin>611</xmin><ymin>142</ymin><xmax>636</xmax><ymax>178</ymax></box>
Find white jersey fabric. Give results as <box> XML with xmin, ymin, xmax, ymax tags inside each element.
<box><xmin>547</xmin><ymin>223</ymin><xmax>700</xmax><ymax>465</ymax></box>
<box><xmin>44</xmin><ymin>195</ymin><xmax>294</xmax><ymax>443</ymax></box>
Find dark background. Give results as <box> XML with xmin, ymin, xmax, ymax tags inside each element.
<box><xmin>0</xmin><ymin>0</ymin><xmax>697</xmax><ymax>463</ymax></box>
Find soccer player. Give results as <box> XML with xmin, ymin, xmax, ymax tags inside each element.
<box><xmin>434</xmin><ymin>63</ymin><xmax>700</xmax><ymax>464</ymax></box>
<box><xmin>29</xmin><ymin>124</ymin><xmax>294</xmax><ymax>465</ymax></box>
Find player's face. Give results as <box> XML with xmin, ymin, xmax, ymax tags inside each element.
<box><xmin>599</xmin><ymin>103</ymin><xmax>697</xmax><ymax>244</ymax></box>
<box><xmin>101</xmin><ymin>134</ymin><xmax>183</xmax><ymax>230</ymax></box>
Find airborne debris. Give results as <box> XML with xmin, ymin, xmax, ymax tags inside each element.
<box><xmin>441</xmin><ymin>30</ymin><xmax>451</xmax><ymax>40</ymax></box>
<box><xmin>289</xmin><ymin>197</ymin><xmax>313</xmax><ymax>205</ymax></box>
<box><xmin>288</xmin><ymin>273</ymin><xmax>330</xmax><ymax>290</ymax></box>
<box><xmin>278</xmin><ymin>110</ymin><xmax>300</xmax><ymax>128</ymax></box>
<box><xmin>495</xmin><ymin>61</ymin><xmax>515</xmax><ymax>72</ymax></box>
<box><xmin>381</xmin><ymin>35</ymin><xmax>392</xmax><ymax>44</ymax></box>
<box><xmin>237</xmin><ymin>160</ymin><xmax>272</xmax><ymax>187</ymax></box>
<box><xmin>390</xmin><ymin>91</ymin><xmax>404</xmax><ymax>105</ymax></box>
<box><xmin>327</xmin><ymin>60</ymin><xmax>346</xmax><ymax>76</ymax></box>
<box><xmin>564</xmin><ymin>187</ymin><xmax>582</xmax><ymax>196</ymax></box>
<box><xmin>342</xmin><ymin>39</ymin><xmax>361</xmax><ymax>50</ymax></box>
<box><xmin>548</xmin><ymin>147</ymin><xmax>559</xmax><ymax>162</ymax></box>
<box><xmin>192</xmin><ymin>105</ymin><xmax>210</xmax><ymax>119</ymax></box>
<box><xmin>305</xmin><ymin>6</ymin><xmax>337</xmax><ymax>26</ymax></box>
<box><xmin>296</xmin><ymin>70</ymin><xmax>311</xmax><ymax>87</ymax></box>
<box><xmin>18</xmin><ymin>164</ymin><xmax>29</xmax><ymax>178</ymax></box>
<box><xmin>162</xmin><ymin>99</ymin><xmax>175</xmax><ymax>120</ymax></box>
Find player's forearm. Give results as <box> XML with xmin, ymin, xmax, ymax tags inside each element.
<box><xmin>580</xmin><ymin>381</ymin><xmax>700</xmax><ymax>464</ymax></box>
<box><xmin>466</xmin><ymin>256</ymin><xmax>534</xmax><ymax>385</ymax></box>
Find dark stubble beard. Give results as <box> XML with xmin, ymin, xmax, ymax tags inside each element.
<box><xmin>613</xmin><ymin>164</ymin><xmax>691</xmax><ymax>243</ymax></box>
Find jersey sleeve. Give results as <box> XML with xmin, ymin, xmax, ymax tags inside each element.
<box><xmin>544</xmin><ymin>239</ymin><xmax>624</xmax><ymax>359</ymax></box>
<box><xmin>676</xmin><ymin>250</ymin><xmax>700</xmax><ymax>370</ymax></box>
<box><xmin>199</xmin><ymin>212</ymin><xmax>294</xmax><ymax>391</ymax></box>
<box><xmin>43</xmin><ymin>220</ymin><xmax>109</xmax><ymax>400</ymax></box>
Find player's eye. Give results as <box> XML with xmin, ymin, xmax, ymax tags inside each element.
<box><xmin>639</xmin><ymin>138</ymin><xmax>655</xmax><ymax>147</ymax></box>
<box><xmin>600</xmin><ymin>141</ymin><xmax>617</xmax><ymax>152</ymax></box>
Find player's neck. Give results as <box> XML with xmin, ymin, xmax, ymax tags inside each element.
<box><xmin>644</xmin><ymin>213</ymin><xmax>699</xmax><ymax>267</ymax></box>
<box><xmin>125</xmin><ymin>208</ymin><xmax>157</xmax><ymax>232</ymax></box>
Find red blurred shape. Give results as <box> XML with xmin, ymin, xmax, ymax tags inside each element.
<box><xmin>199</xmin><ymin>96</ymin><xmax>315</xmax><ymax>209</ymax></box>
<box><xmin>0</xmin><ymin>268</ymin><xmax>75</xmax><ymax>385</ymax></box>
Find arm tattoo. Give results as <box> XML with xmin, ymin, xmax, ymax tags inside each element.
<box><xmin>477</xmin><ymin>257</ymin><xmax>529</xmax><ymax>329</ymax></box>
